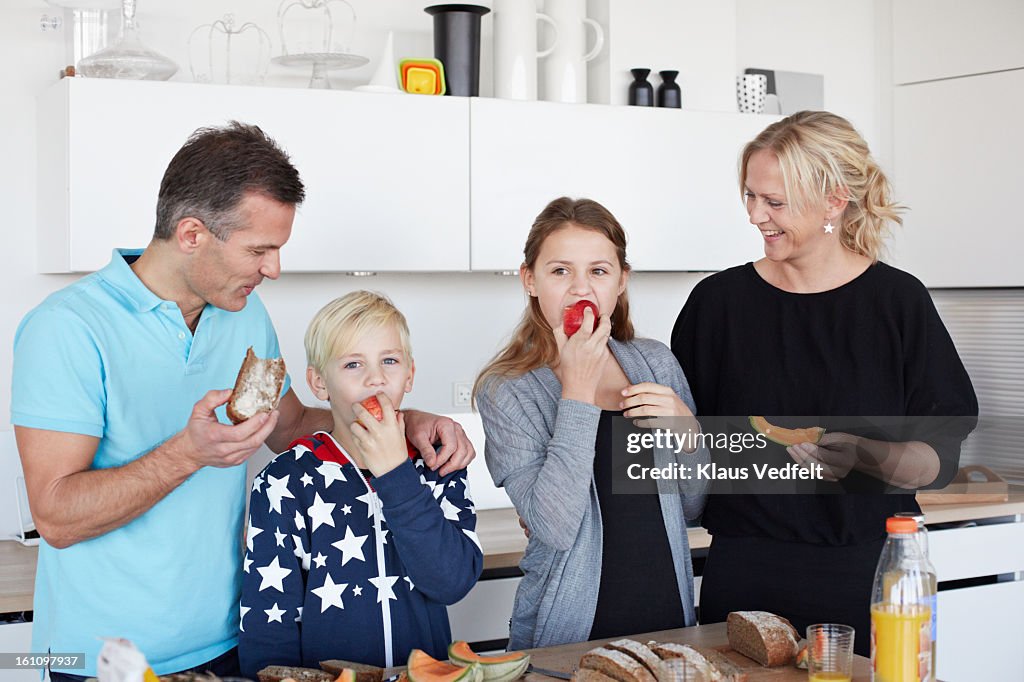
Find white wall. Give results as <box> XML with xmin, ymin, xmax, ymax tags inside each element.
<box><xmin>735</xmin><ymin>0</ymin><xmax>883</xmax><ymax>155</ymax></box>
<box><xmin>0</xmin><ymin>0</ymin><xmax>879</xmax><ymax>433</ymax></box>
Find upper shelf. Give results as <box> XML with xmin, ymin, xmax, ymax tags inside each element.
<box><xmin>37</xmin><ymin>79</ymin><xmax>777</xmax><ymax>274</ymax></box>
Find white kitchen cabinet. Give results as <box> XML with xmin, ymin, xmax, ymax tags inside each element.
<box><xmin>889</xmin><ymin>69</ymin><xmax>1024</xmax><ymax>287</ymax></box>
<box><xmin>892</xmin><ymin>0</ymin><xmax>1024</xmax><ymax>85</ymax></box>
<box><xmin>0</xmin><ymin>621</ymin><xmax>38</xmax><ymax>682</ymax></box>
<box><xmin>469</xmin><ymin>98</ymin><xmax>773</xmax><ymax>272</ymax></box>
<box><xmin>928</xmin><ymin>513</ymin><xmax>1024</xmax><ymax>681</ymax></box>
<box><xmin>36</xmin><ymin>78</ymin><xmax>471</xmax><ymax>273</ymax></box>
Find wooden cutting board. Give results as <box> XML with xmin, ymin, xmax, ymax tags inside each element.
<box><xmin>521</xmin><ymin>622</ymin><xmax>872</xmax><ymax>681</ymax></box>
<box><xmin>917</xmin><ymin>465</ymin><xmax>1009</xmax><ymax>505</ymax></box>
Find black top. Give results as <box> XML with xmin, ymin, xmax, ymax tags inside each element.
<box><xmin>670</xmin><ymin>262</ymin><xmax>978</xmax><ymax>546</ymax></box>
<box><xmin>589</xmin><ymin>410</ymin><xmax>684</xmax><ymax>639</ymax></box>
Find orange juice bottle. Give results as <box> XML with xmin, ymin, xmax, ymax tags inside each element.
<box><xmin>871</xmin><ymin>517</ymin><xmax>934</xmax><ymax>682</ymax></box>
<box><xmin>894</xmin><ymin>511</ymin><xmax>937</xmax><ymax>676</ymax></box>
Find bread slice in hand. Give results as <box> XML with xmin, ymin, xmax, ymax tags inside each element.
<box><xmin>226</xmin><ymin>347</ymin><xmax>286</xmax><ymax>424</ymax></box>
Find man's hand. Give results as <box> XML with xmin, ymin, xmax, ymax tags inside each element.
<box><xmin>175</xmin><ymin>389</ymin><xmax>280</xmax><ymax>473</ymax></box>
<box><xmin>404</xmin><ymin>410</ymin><xmax>476</xmax><ymax>476</ymax></box>
<box><xmin>351</xmin><ymin>393</ymin><xmax>409</xmax><ymax>478</ymax></box>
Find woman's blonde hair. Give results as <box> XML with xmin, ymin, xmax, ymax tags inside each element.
<box><xmin>740</xmin><ymin>110</ymin><xmax>904</xmax><ymax>261</ymax></box>
<box><xmin>474</xmin><ymin>197</ymin><xmax>634</xmax><ymax>403</ymax></box>
<box><xmin>305</xmin><ymin>290</ymin><xmax>413</xmax><ymax>375</ymax></box>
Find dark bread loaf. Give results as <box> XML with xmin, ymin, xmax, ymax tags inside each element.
<box><xmin>319</xmin><ymin>659</ymin><xmax>384</xmax><ymax>682</ymax></box>
<box><xmin>257</xmin><ymin>665</ymin><xmax>336</xmax><ymax>682</ymax></box>
<box><xmin>726</xmin><ymin>611</ymin><xmax>800</xmax><ymax>667</ymax></box>
<box><xmin>226</xmin><ymin>347</ymin><xmax>286</xmax><ymax>424</ymax></box>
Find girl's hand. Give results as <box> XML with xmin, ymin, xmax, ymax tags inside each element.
<box><xmin>621</xmin><ymin>382</ymin><xmax>699</xmax><ymax>450</ymax></box>
<box><xmin>351</xmin><ymin>393</ymin><xmax>408</xmax><ymax>477</ymax></box>
<box><xmin>553</xmin><ymin>307</ymin><xmax>612</xmax><ymax>405</ymax></box>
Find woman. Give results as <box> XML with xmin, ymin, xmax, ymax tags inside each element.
<box><xmin>671</xmin><ymin>111</ymin><xmax>977</xmax><ymax>655</ymax></box>
<box><xmin>475</xmin><ymin>197</ymin><xmax>708</xmax><ymax>649</ymax></box>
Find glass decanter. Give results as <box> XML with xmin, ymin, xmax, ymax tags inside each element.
<box><xmin>77</xmin><ymin>0</ymin><xmax>178</xmax><ymax>80</ymax></box>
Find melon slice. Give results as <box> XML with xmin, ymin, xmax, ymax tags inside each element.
<box><xmin>449</xmin><ymin>642</ymin><xmax>530</xmax><ymax>682</ymax></box>
<box><xmin>337</xmin><ymin>670</ymin><xmax>358</xmax><ymax>682</ymax></box>
<box><xmin>749</xmin><ymin>416</ymin><xmax>825</xmax><ymax>446</ymax></box>
<box><xmin>408</xmin><ymin>650</ymin><xmax>482</xmax><ymax>682</ymax></box>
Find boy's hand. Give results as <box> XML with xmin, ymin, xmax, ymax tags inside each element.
<box><xmin>351</xmin><ymin>393</ymin><xmax>408</xmax><ymax>478</ymax></box>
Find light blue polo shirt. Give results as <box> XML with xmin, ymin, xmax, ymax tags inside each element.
<box><xmin>11</xmin><ymin>248</ymin><xmax>291</xmax><ymax>676</ymax></box>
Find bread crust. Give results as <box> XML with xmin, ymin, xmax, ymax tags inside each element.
<box><xmin>227</xmin><ymin>347</ymin><xmax>287</xmax><ymax>424</ymax></box>
<box><xmin>257</xmin><ymin>665</ymin><xmax>336</xmax><ymax>682</ymax></box>
<box><xmin>726</xmin><ymin>611</ymin><xmax>800</xmax><ymax>667</ymax></box>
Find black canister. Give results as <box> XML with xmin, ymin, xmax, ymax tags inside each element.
<box><xmin>657</xmin><ymin>70</ymin><xmax>681</xmax><ymax>108</ymax></box>
<box><xmin>424</xmin><ymin>4</ymin><xmax>490</xmax><ymax>97</ymax></box>
<box><xmin>628</xmin><ymin>68</ymin><xmax>654</xmax><ymax>106</ymax></box>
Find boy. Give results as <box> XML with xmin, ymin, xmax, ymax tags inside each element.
<box><xmin>239</xmin><ymin>291</ymin><xmax>482</xmax><ymax>678</ymax></box>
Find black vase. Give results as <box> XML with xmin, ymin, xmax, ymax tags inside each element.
<box><xmin>628</xmin><ymin>68</ymin><xmax>654</xmax><ymax>106</ymax></box>
<box><xmin>424</xmin><ymin>4</ymin><xmax>490</xmax><ymax>97</ymax></box>
<box><xmin>657</xmin><ymin>70</ymin><xmax>681</xmax><ymax>108</ymax></box>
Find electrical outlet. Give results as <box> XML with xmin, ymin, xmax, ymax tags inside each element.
<box><xmin>453</xmin><ymin>381</ymin><xmax>473</xmax><ymax>407</ymax></box>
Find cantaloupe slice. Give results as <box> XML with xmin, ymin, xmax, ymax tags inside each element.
<box><xmin>408</xmin><ymin>649</ymin><xmax>482</xmax><ymax>682</ymax></box>
<box><xmin>749</xmin><ymin>416</ymin><xmax>825</xmax><ymax>446</ymax></box>
<box><xmin>448</xmin><ymin>642</ymin><xmax>530</xmax><ymax>682</ymax></box>
<box><xmin>336</xmin><ymin>670</ymin><xmax>358</xmax><ymax>682</ymax></box>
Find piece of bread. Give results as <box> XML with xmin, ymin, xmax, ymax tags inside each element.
<box><xmin>604</xmin><ymin>640</ymin><xmax>662</xmax><ymax>678</ymax></box>
<box><xmin>319</xmin><ymin>660</ymin><xmax>384</xmax><ymax>682</ymax></box>
<box><xmin>226</xmin><ymin>347</ymin><xmax>286</xmax><ymax>424</ymax></box>
<box><xmin>571</xmin><ymin>670</ymin><xmax>619</xmax><ymax>682</ymax></box>
<box><xmin>726</xmin><ymin>611</ymin><xmax>800</xmax><ymax>667</ymax></box>
<box><xmin>647</xmin><ymin>641</ymin><xmax>749</xmax><ymax>682</ymax></box>
<box><xmin>579</xmin><ymin>647</ymin><xmax>656</xmax><ymax>682</ymax></box>
<box><xmin>257</xmin><ymin>665</ymin><xmax>336</xmax><ymax>682</ymax></box>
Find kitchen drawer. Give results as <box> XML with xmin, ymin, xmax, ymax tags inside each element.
<box><xmin>929</xmin><ymin>520</ymin><xmax>1024</xmax><ymax>582</ymax></box>
<box><xmin>0</xmin><ymin>621</ymin><xmax>40</xmax><ymax>682</ymax></box>
<box><xmin>448</xmin><ymin>576</ymin><xmax>520</xmax><ymax>645</ymax></box>
<box><xmin>936</xmin><ymin>579</ymin><xmax>1024</xmax><ymax>681</ymax></box>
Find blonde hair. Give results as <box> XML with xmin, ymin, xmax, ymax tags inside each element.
<box><xmin>739</xmin><ymin>110</ymin><xmax>904</xmax><ymax>262</ymax></box>
<box><xmin>474</xmin><ymin>197</ymin><xmax>634</xmax><ymax>403</ymax></box>
<box><xmin>305</xmin><ymin>291</ymin><xmax>413</xmax><ymax>375</ymax></box>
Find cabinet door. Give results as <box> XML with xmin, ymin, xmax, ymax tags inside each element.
<box><xmin>892</xmin><ymin>0</ymin><xmax>1024</xmax><ymax>84</ymax></box>
<box><xmin>890</xmin><ymin>70</ymin><xmax>1024</xmax><ymax>287</ymax></box>
<box><xmin>469</xmin><ymin>98</ymin><xmax>771</xmax><ymax>272</ymax></box>
<box><xmin>936</xmin><ymin>580</ymin><xmax>1024</xmax><ymax>681</ymax></box>
<box><xmin>37</xmin><ymin>79</ymin><xmax>470</xmax><ymax>273</ymax></box>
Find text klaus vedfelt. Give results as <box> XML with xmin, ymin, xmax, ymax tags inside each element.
<box><xmin>624</xmin><ymin>429</ymin><xmax>825</xmax><ymax>481</ymax></box>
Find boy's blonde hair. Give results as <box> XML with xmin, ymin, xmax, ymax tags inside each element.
<box><xmin>305</xmin><ymin>291</ymin><xmax>413</xmax><ymax>375</ymax></box>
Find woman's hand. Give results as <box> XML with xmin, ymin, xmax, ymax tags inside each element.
<box><xmin>554</xmin><ymin>307</ymin><xmax>612</xmax><ymax>405</ymax></box>
<box><xmin>621</xmin><ymin>382</ymin><xmax>700</xmax><ymax>451</ymax></box>
<box><xmin>351</xmin><ymin>393</ymin><xmax>409</xmax><ymax>478</ymax></box>
<box><xmin>786</xmin><ymin>432</ymin><xmax>861</xmax><ymax>481</ymax></box>
<box><xmin>787</xmin><ymin>432</ymin><xmax>941</xmax><ymax>488</ymax></box>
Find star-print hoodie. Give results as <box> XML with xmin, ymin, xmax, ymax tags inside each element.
<box><xmin>239</xmin><ymin>431</ymin><xmax>483</xmax><ymax>678</ymax></box>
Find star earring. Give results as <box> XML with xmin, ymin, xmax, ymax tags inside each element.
<box><xmin>824</xmin><ymin>220</ymin><xmax>835</xmax><ymax>234</ymax></box>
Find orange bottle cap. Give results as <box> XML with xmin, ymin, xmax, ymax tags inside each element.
<box><xmin>886</xmin><ymin>516</ymin><xmax>919</xmax><ymax>534</ymax></box>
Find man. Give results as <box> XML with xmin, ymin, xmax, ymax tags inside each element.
<box><xmin>11</xmin><ymin>122</ymin><xmax>474</xmax><ymax>681</ymax></box>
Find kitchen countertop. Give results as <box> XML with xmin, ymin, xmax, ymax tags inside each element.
<box><xmin>3</xmin><ymin>489</ymin><xmax>1023</xmax><ymax>615</ymax></box>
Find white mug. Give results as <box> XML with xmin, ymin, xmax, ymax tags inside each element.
<box><xmin>736</xmin><ymin>74</ymin><xmax>767</xmax><ymax>113</ymax></box>
<box><xmin>493</xmin><ymin>0</ymin><xmax>558</xmax><ymax>100</ymax></box>
<box><xmin>541</xmin><ymin>0</ymin><xmax>604</xmax><ymax>103</ymax></box>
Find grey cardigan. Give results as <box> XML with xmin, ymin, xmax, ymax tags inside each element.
<box><xmin>477</xmin><ymin>337</ymin><xmax>709</xmax><ymax>649</ymax></box>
